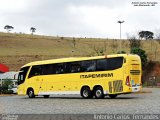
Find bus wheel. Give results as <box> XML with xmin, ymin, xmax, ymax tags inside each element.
<box><xmin>109</xmin><ymin>94</ymin><xmax>117</xmax><ymax>99</ymax></box>
<box><xmin>44</xmin><ymin>95</ymin><xmax>50</xmax><ymax>98</ymax></box>
<box><xmin>27</xmin><ymin>89</ymin><xmax>35</xmax><ymax>98</ymax></box>
<box><xmin>94</xmin><ymin>87</ymin><xmax>104</xmax><ymax>99</ymax></box>
<box><xmin>81</xmin><ymin>87</ymin><xmax>92</xmax><ymax>99</ymax></box>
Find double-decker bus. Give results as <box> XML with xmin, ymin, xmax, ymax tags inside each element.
<box><xmin>18</xmin><ymin>54</ymin><xmax>142</xmax><ymax>99</ymax></box>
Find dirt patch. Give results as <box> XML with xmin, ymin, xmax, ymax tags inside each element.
<box><xmin>0</xmin><ymin>94</ymin><xmax>16</xmax><ymax>96</ymax></box>
<box><xmin>139</xmin><ymin>88</ymin><xmax>152</xmax><ymax>93</ymax></box>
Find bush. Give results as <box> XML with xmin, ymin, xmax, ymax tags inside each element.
<box><xmin>131</xmin><ymin>47</ymin><xmax>147</xmax><ymax>69</ymax></box>
<box><xmin>0</xmin><ymin>79</ymin><xmax>13</xmax><ymax>94</ymax></box>
<box><xmin>2</xmin><ymin>90</ymin><xmax>13</xmax><ymax>94</ymax></box>
<box><xmin>117</xmin><ymin>50</ymin><xmax>126</xmax><ymax>54</ymax></box>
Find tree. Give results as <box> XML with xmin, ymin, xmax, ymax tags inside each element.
<box><xmin>131</xmin><ymin>48</ymin><xmax>147</xmax><ymax>69</ymax></box>
<box><xmin>4</xmin><ymin>25</ymin><xmax>14</xmax><ymax>32</ymax></box>
<box><xmin>72</xmin><ymin>37</ymin><xmax>76</xmax><ymax>48</ymax></box>
<box><xmin>1</xmin><ymin>79</ymin><xmax>13</xmax><ymax>94</ymax></box>
<box><xmin>30</xmin><ymin>27</ymin><xmax>36</xmax><ymax>34</ymax></box>
<box><xmin>155</xmin><ymin>32</ymin><xmax>160</xmax><ymax>44</ymax></box>
<box><xmin>138</xmin><ymin>31</ymin><xmax>154</xmax><ymax>40</ymax></box>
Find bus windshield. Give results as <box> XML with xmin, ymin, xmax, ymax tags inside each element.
<box><xmin>18</xmin><ymin>66</ymin><xmax>30</xmax><ymax>85</ymax></box>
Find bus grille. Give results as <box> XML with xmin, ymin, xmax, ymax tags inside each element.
<box><xmin>113</xmin><ymin>80</ymin><xmax>123</xmax><ymax>93</ymax></box>
<box><xmin>130</xmin><ymin>70</ymin><xmax>140</xmax><ymax>75</ymax></box>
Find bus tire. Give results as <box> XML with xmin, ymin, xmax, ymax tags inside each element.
<box><xmin>94</xmin><ymin>87</ymin><xmax>104</xmax><ymax>99</ymax></box>
<box><xmin>27</xmin><ymin>88</ymin><xmax>35</xmax><ymax>98</ymax></box>
<box><xmin>44</xmin><ymin>95</ymin><xmax>50</xmax><ymax>98</ymax></box>
<box><xmin>109</xmin><ymin>94</ymin><xmax>117</xmax><ymax>99</ymax></box>
<box><xmin>81</xmin><ymin>87</ymin><xmax>92</xmax><ymax>99</ymax></box>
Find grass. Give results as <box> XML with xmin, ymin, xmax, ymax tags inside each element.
<box><xmin>0</xmin><ymin>32</ymin><xmax>160</xmax><ymax>71</ymax></box>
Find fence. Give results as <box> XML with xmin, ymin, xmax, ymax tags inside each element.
<box><xmin>143</xmin><ymin>75</ymin><xmax>160</xmax><ymax>87</ymax></box>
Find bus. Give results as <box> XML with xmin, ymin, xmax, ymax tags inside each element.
<box><xmin>17</xmin><ymin>54</ymin><xmax>142</xmax><ymax>99</ymax></box>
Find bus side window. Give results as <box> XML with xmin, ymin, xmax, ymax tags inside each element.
<box><xmin>106</xmin><ymin>57</ymin><xmax>123</xmax><ymax>70</ymax></box>
<box><xmin>81</xmin><ymin>60</ymin><xmax>96</xmax><ymax>72</ymax></box>
<box><xmin>96</xmin><ymin>59</ymin><xmax>107</xmax><ymax>71</ymax></box>
<box><xmin>55</xmin><ymin>64</ymin><xmax>65</xmax><ymax>74</ymax></box>
<box><xmin>71</xmin><ymin>62</ymin><xmax>81</xmax><ymax>73</ymax></box>
<box><xmin>28</xmin><ymin>65</ymin><xmax>42</xmax><ymax>78</ymax></box>
<box><xmin>42</xmin><ymin>64</ymin><xmax>53</xmax><ymax>75</ymax></box>
<box><xmin>65</xmin><ymin>63</ymin><xmax>71</xmax><ymax>73</ymax></box>
<box><xmin>66</xmin><ymin>62</ymin><xmax>81</xmax><ymax>73</ymax></box>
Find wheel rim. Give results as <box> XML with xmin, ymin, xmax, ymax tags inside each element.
<box><xmin>96</xmin><ymin>90</ymin><xmax>102</xmax><ymax>97</ymax></box>
<box><xmin>83</xmin><ymin>90</ymin><xmax>89</xmax><ymax>97</ymax></box>
<box><xmin>29</xmin><ymin>91</ymin><xmax>33</xmax><ymax>97</ymax></box>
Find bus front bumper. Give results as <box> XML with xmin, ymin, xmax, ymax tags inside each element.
<box><xmin>131</xmin><ymin>86</ymin><xmax>142</xmax><ymax>92</ymax></box>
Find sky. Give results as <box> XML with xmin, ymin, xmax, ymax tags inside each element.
<box><xmin>0</xmin><ymin>0</ymin><xmax>160</xmax><ymax>39</ymax></box>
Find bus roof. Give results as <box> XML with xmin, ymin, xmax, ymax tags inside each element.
<box><xmin>21</xmin><ymin>54</ymin><xmax>139</xmax><ymax>68</ymax></box>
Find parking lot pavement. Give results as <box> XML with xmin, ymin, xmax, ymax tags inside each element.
<box><xmin>0</xmin><ymin>88</ymin><xmax>160</xmax><ymax>114</ymax></box>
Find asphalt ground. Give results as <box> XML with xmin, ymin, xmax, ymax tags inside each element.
<box><xmin>0</xmin><ymin>88</ymin><xmax>159</xmax><ymax>114</ymax></box>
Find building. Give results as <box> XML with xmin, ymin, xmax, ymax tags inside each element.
<box><xmin>0</xmin><ymin>63</ymin><xmax>9</xmax><ymax>85</ymax></box>
<box><xmin>1</xmin><ymin>71</ymin><xmax>19</xmax><ymax>87</ymax></box>
<box><xmin>0</xmin><ymin>64</ymin><xmax>9</xmax><ymax>73</ymax></box>
<box><xmin>0</xmin><ymin>64</ymin><xmax>19</xmax><ymax>93</ymax></box>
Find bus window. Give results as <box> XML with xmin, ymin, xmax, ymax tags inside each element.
<box><xmin>42</xmin><ymin>64</ymin><xmax>53</xmax><ymax>75</ymax></box>
<box><xmin>28</xmin><ymin>65</ymin><xmax>42</xmax><ymax>78</ymax></box>
<box><xmin>81</xmin><ymin>60</ymin><xmax>96</xmax><ymax>72</ymax></box>
<box><xmin>70</xmin><ymin>62</ymin><xmax>81</xmax><ymax>73</ymax></box>
<box><xmin>65</xmin><ymin>62</ymin><xmax>80</xmax><ymax>73</ymax></box>
<box><xmin>18</xmin><ymin>66</ymin><xmax>30</xmax><ymax>85</ymax></box>
<box><xmin>55</xmin><ymin>64</ymin><xmax>65</xmax><ymax>74</ymax></box>
<box><xmin>96</xmin><ymin>59</ymin><xmax>107</xmax><ymax>71</ymax></box>
<box><xmin>106</xmin><ymin>57</ymin><xmax>123</xmax><ymax>70</ymax></box>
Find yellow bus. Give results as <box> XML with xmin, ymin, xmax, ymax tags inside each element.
<box><xmin>18</xmin><ymin>54</ymin><xmax>142</xmax><ymax>99</ymax></box>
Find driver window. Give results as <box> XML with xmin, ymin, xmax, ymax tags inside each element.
<box><xmin>28</xmin><ymin>65</ymin><xmax>42</xmax><ymax>78</ymax></box>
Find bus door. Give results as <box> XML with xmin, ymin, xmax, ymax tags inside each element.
<box><xmin>36</xmin><ymin>76</ymin><xmax>46</xmax><ymax>93</ymax></box>
<box><xmin>28</xmin><ymin>65</ymin><xmax>46</xmax><ymax>94</ymax></box>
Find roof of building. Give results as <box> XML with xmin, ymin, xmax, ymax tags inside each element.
<box><xmin>0</xmin><ymin>64</ymin><xmax>9</xmax><ymax>73</ymax></box>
